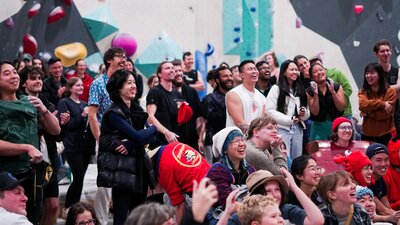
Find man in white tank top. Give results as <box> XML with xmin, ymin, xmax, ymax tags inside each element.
<box><xmin>226</xmin><ymin>60</ymin><xmax>267</xmax><ymax>133</ymax></box>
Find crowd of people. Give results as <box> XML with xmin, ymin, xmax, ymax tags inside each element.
<box><xmin>1</xmin><ymin>38</ymin><xmax>400</xmax><ymax>225</ymax></box>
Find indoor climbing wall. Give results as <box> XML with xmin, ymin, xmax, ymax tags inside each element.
<box><xmin>291</xmin><ymin>0</ymin><xmax>400</xmax><ymax>86</ymax></box>
<box><xmin>223</xmin><ymin>0</ymin><xmax>273</xmax><ymax>61</ymax></box>
<box><xmin>0</xmin><ymin>0</ymin><xmax>100</xmax><ymax>73</ymax></box>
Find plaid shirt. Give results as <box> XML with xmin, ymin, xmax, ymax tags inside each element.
<box><xmin>319</xmin><ymin>203</ymin><xmax>371</xmax><ymax>225</ymax></box>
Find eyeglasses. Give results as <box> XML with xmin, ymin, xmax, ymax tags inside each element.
<box><xmin>307</xmin><ymin>166</ymin><xmax>321</xmax><ymax>173</ymax></box>
<box><xmin>75</xmin><ymin>219</ymin><xmax>96</xmax><ymax>225</ymax></box>
<box><xmin>114</xmin><ymin>54</ymin><xmax>127</xmax><ymax>60</ymax></box>
<box><xmin>230</xmin><ymin>137</ymin><xmax>246</xmax><ymax>145</ymax></box>
<box><xmin>338</xmin><ymin>125</ymin><xmax>353</xmax><ymax>131</ymax></box>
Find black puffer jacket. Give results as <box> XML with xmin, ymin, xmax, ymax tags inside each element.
<box><xmin>97</xmin><ymin>101</ymin><xmax>155</xmax><ymax>192</ymax></box>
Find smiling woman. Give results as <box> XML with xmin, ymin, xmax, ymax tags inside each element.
<box><xmin>330</xmin><ymin>117</ymin><xmax>355</xmax><ymax>151</ymax></box>
<box><xmin>97</xmin><ymin>69</ymin><xmax>157</xmax><ymax>225</ymax></box>
<box><xmin>359</xmin><ymin>63</ymin><xmax>397</xmax><ymax>145</ymax></box>
<box><xmin>57</xmin><ymin>77</ymin><xmax>91</xmax><ymax>214</ymax></box>
<box><xmin>306</xmin><ymin>63</ymin><xmax>346</xmax><ymax>141</ymax></box>
<box><xmin>286</xmin><ymin>155</ymin><xmax>323</xmax><ymax>208</ymax></box>
<box><xmin>265</xmin><ymin>59</ymin><xmax>309</xmax><ymax>161</ymax></box>
<box><xmin>206</xmin><ymin>127</ymin><xmax>256</xmax><ymax>225</ymax></box>
<box><xmin>333</xmin><ymin>151</ymin><xmax>375</xmax><ymax>186</ymax></box>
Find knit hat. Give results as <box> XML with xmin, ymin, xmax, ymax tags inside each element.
<box><xmin>387</xmin><ymin>138</ymin><xmax>400</xmax><ymax>167</ymax></box>
<box><xmin>212</xmin><ymin>127</ymin><xmax>243</xmax><ymax>158</ymax></box>
<box><xmin>177</xmin><ymin>102</ymin><xmax>193</xmax><ymax>125</ymax></box>
<box><xmin>331</xmin><ymin>117</ymin><xmax>352</xmax><ymax>132</ymax></box>
<box><xmin>246</xmin><ymin>170</ymin><xmax>289</xmax><ymax>195</ymax></box>
<box><xmin>333</xmin><ymin>151</ymin><xmax>375</xmax><ymax>186</ymax></box>
<box><xmin>366</xmin><ymin>143</ymin><xmax>388</xmax><ymax>159</ymax></box>
<box><xmin>355</xmin><ymin>185</ymin><xmax>374</xmax><ymax>200</ymax></box>
<box><xmin>0</xmin><ymin>172</ymin><xmax>26</xmax><ymax>191</ymax></box>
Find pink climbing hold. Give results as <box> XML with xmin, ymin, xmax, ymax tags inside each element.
<box><xmin>28</xmin><ymin>3</ymin><xmax>41</xmax><ymax>18</ymax></box>
<box><xmin>23</xmin><ymin>34</ymin><xmax>38</xmax><ymax>56</ymax></box>
<box><xmin>5</xmin><ymin>17</ymin><xmax>14</xmax><ymax>29</ymax></box>
<box><xmin>47</xmin><ymin>6</ymin><xmax>66</xmax><ymax>24</ymax></box>
<box><xmin>354</xmin><ymin>5</ymin><xmax>364</xmax><ymax>15</ymax></box>
<box><xmin>296</xmin><ymin>16</ymin><xmax>302</xmax><ymax>28</ymax></box>
<box><xmin>111</xmin><ymin>33</ymin><xmax>138</xmax><ymax>57</ymax></box>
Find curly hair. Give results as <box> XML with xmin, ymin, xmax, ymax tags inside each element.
<box><xmin>238</xmin><ymin>195</ymin><xmax>279</xmax><ymax>225</ymax></box>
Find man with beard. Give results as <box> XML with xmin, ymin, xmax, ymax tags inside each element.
<box><xmin>147</xmin><ymin>61</ymin><xmax>183</xmax><ymax>148</ymax></box>
<box><xmin>255</xmin><ymin>60</ymin><xmax>276</xmax><ymax>97</ymax></box>
<box><xmin>202</xmin><ymin>66</ymin><xmax>233</xmax><ymax>163</ymax></box>
<box><xmin>226</xmin><ymin>60</ymin><xmax>267</xmax><ymax>133</ymax></box>
<box><xmin>171</xmin><ymin>60</ymin><xmax>204</xmax><ymax>151</ymax></box>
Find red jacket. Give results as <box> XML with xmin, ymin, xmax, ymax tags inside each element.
<box><xmin>66</xmin><ymin>72</ymin><xmax>93</xmax><ymax>102</ymax></box>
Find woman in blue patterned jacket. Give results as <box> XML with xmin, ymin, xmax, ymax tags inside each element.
<box><xmin>206</xmin><ymin>127</ymin><xmax>255</xmax><ymax>225</ymax></box>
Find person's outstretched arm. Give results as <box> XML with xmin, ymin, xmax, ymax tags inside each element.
<box><xmin>281</xmin><ymin>168</ymin><xmax>324</xmax><ymax>225</ymax></box>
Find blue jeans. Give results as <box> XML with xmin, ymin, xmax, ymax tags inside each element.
<box><xmin>278</xmin><ymin>125</ymin><xmax>303</xmax><ymax>160</ymax></box>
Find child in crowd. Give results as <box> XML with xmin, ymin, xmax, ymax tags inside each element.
<box><xmin>238</xmin><ymin>195</ymin><xmax>284</xmax><ymax>225</ymax></box>
<box><xmin>355</xmin><ymin>185</ymin><xmax>396</xmax><ymax>225</ymax></box>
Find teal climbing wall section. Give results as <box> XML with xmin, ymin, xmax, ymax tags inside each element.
<box><xmin>223</xmin><ymin>0</ymin><xmax>272</xmax><ymax>60</ymax></box>
<box><xmin>223</xmin><ymin>0</ymin><xmax>242</xmax><ymax>55</ymax></box>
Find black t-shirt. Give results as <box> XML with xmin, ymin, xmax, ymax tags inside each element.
<box><xmin>369</xmin><ymin>176</ymin><xmax>388</xmax><ymax>200</ymax></box>
<box><xmin>384</xmin><ymin>65</ymin><xmax>399</xmax><ymax>85</ymax></box>
<box><xmin>147</xmin><ymin>85</ymin><xmax>182</xmax><ymax>147</ymax></box>
<box><xmin>307</xmin><ymin>82</ymin><xmax>344</xmax><ymax>121</ymax></box>
<box><xmin>256</xmin><ymin>76</ymin><xmax>277</xmax><ymax>97</ymax></box>
<box><xmin>183</xmin><ymin>70</ymin><xmax>198</xmax><ymax>85</ymax></box>
<box><xmin>178</xmin><ymin>85</ymin><xmax>202</xmax><ymax>149</ymax></box>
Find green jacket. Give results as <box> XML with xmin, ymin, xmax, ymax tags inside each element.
<box><xmin>326</xmin><ymin>67</ymin><xmax>353</xmax><ymax>117</ymax></box>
